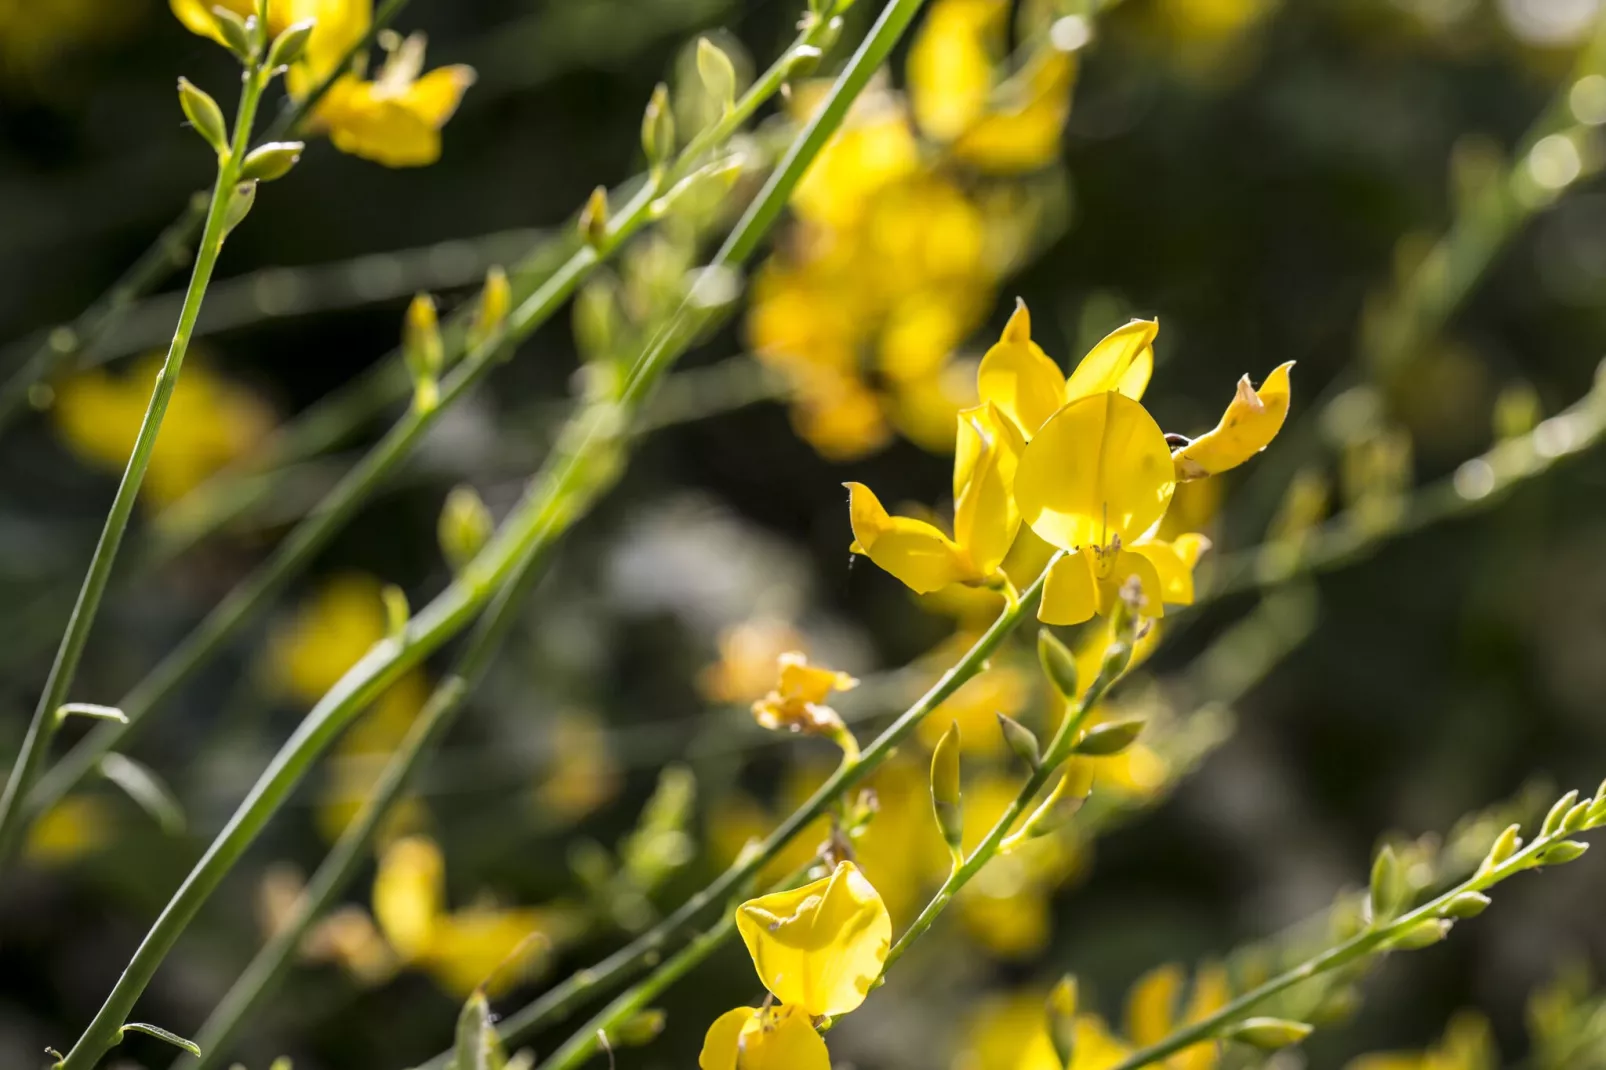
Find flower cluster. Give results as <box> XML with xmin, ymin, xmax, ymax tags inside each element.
<box><xmin>747</xmin><ymin>0</ymin><xmax>1079</xmax><ymax>460</ymax></box>
<box><xmin>848</xmin><ymin>300</ymin><xmax>1293</xmax><ymax>626</ymax></box>
<box><xmin>700</xmin><ymin>860</ymin><xmax>892</xmax><ymax>1069</ymax></box>
<box><xmin>170</xmin><ymin>0</ymin><xmax>474</xmax><ymax>166</ymax></box>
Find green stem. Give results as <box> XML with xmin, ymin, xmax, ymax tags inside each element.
<box><xmin>53</xmin><ymin>4</ymin><xmax>906</xmax><ymax>1065</ymax></box>
<box><xmin>1106</xmin><ymin>817</ymin><xmax>1602</xmax><ymax>1070</ymax></box>
<box><xmin>23</xmin><ymin>11</ymin><xmax>830</xmax><ymax>827</ymax></box>
<box><xmin>0</xmin><ymin>62</ymin><xmax>270</xmax><ymax>879</ymax></box>
<box><xmin>0</xmin><ymin>0</ymin><xmax>412</xmax><ymax>435</ymax></box>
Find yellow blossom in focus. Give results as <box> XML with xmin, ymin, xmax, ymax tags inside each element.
<box><xmin>751</xmin><ymin>652</ymin><xmax>859</xmax><ymax>741</ymax></box>
<box><xmin>847</xmin><ymin>401</ymin><xmax>1025</xmax><ymax>594</ymax></box>
<box><xmin>370</xmin><ymin>835</ymin><xmax>568</xmax><ymax>996</ymax></box>
<box><xmin>1172</xmin><ymin>362</ymin><xmax>1295</xmax><ymax>480</ymax></box>
<box><xmin>316</xmin><ymin>35</ymin><xmax>476</xmax><ymax>167</ymax></box>
<box><xmin>699</xmin><ymin>619</ymin><xmax>808</xmax><ymax>704</ymax></box>
<box><xmin>736</xmin><ymin>860</ymin><xmax>893</xmax><ymax>1016</ymax></box>
<box><xmin>957</xmin><ymin>990</ymin><xmax>1131</xmax><ymax>1070</ymax></box>
<box><xmin>699</xmin><ymin>1003</ymin><xmax>831</xmax><ymax>1070</ymax></box>
<box><xmin>535</xmin><ymin>709</ymin><xmax>622</xmax><ymax>823</ymax></box>
<box><xmin>25</xmin><ymin>795</ymin><xmax>111</xmax><ymax>865</ymax></box>
<box><xmin>53</xmin><ymin>355</ymin><xmax>273</xmax><ymax>506</ymax></box>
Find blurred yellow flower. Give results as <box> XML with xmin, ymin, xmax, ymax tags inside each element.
<box><xmin>751</xmin><ymin>652</ymin><xmax>859</xmax><ymax>740</ymax></box>
<box><xmin>736</xmin><ymin>860</ymin><xmax>893</xmax><ymax>1016</ymax></box>
<box><xmin>907</xmin><ymin>0</ymin><xmax>1003</xmax><ymax>142</ymax></box>
<box><xmin>699</xmin><ymin>619</ymin><xmax>808</xmax><ymax>704</ymax></box>
<box><xmin>957</xmin><ymin>989</ymin><xmax>1131</xmax><ymax>1070</ymax></box>
<box><xmin>847</xmin><ymin>401</ymin><xmax>1025</xmax><ymax>594</ymax></box>
<box><xmin>700</xmin><ymin>1003</ymin><xmax>831</xmax><ymax>1070</ymax></box>
<box><xmin>25</xmin><ymin>795</ymin><xmax>111</xmax><ymax>865</ymax></box>
<box><xmin>1345</xmin><ymin>1011</ymin><xmax>1494</xmax><ymax>1070</ymax></box>
<box><xmin>316</xmin><ymin>34</ymin><xmax>476</xmax><ymax>168</ymax></box>
<box><xmin>535</xmin><ymin>709</ymin><xmax>622</xmax><ymax>823</ymax></box>
<box><xmin>1172</xmin><ymin>362</ymin><xmax>1295</xmax><ymax>480</ymax></box>
<box><xmin>53</xmin><ymin>355</ymin><xmax>273</xmax><ymax>506</ymax></box>
<box><xmin>1124</xmin><ymin>962</ymin><xmax>1231</xmax><ymax>1070</ymax></box>
<box><xmin>956</xmin><ymin>774</ymin><xmax>1080</xmax><ymax>957</ymax></box>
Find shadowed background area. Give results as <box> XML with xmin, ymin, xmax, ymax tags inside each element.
<box><xmin>3</xmin><ymin>0</ymin><xmax>1606</xmax><ymax>1068</ymax></box>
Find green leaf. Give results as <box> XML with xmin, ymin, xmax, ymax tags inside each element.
<box><xmin>1225</xmin><ymin>1018</ymin><xmax>1314</xmax><ymax>1050</ymax></box>
<box><xmin>454</xmin><ymin>990</ymin><xmax>505</xmax><ymax>1070</ymax></box>
<box><xmin>100</xmin><ymin>753</ymin><xmax>185</xmax><ymax>835</ymax></box>
<box><xmin>997</xmin><ymin>712</ymin><xmax>1040</xmax><ymax>770</ymax></box>
<box><xmin>120</xmin><ymin>1022</ymin><xmax>201</xmax><ymax>1057</ymax></box>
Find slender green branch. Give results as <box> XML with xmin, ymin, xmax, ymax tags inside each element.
<box><xmin>0</xmin><ymin>0</ymin><xmax>413</xmax><ymax>434</ymax></box>
<box><xmin>0</xmin><ymin>58</ymin><xmax>272</xmax><ymax>877</ymax></box>
<box><xmin>52</xmin><ymin>4</ymin><xmax>913</xmax><ymax>1066</ymax></box>
<box><xmin>24</xmin><ymin>14</ymin><xmax>832</xmax><ymax>829</ymax></box>
<box><xmin>1106</xmin><ymin>798</ymin><xmax>1606</xmax><ymax>1070</ymax></box>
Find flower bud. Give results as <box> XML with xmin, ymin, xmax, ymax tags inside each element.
<box><xmin>470</xmin><ymin>265</ymin><xmax>511</xmax><ymax>350</ymax></box>
<box><xmin>997</xmin><ymin>712</ymin><xmax>1040</xmax><ymax>770</ymax></box>
<box><xmin>1072</xmin><ymin>720</ymin><xmax>1145</xmax><ymax>757</ymax></box>
<box><xmin>1539</xmin><ymin>840</ymin><xmax>1589</xmax><ymax>866</ymax></box>
<box><xmin>222</xmin><ymin>180</ymin><xmax>257</xmax><ymax>237</ymax></box>
<box><xmin>641</xmin><ymin>83</ymin><xmax>674</xmax><ymax>169</ymax></box>
<box><xmin>1542</xmin><ymin>790</ymin><xmax>1579</xmax><ymax>837</ymax></box>
<box><xmin>213</xmin><ymin>7</ymin><xmax>256</xmax><ymax>61</ymax></box>
<box><xmin>177</xmin><ymin>78</ymin><xmax>228</xmax><ymax>158</ymax></box>
<box><xmin>1225</xmin><ymin>1018</ymin><xmax>1314</xmax><ymax>1050</ymax></box>
<box><xmin>1037</xmin><ymin>628</ymin><xmax>1079</xmax><ymax>699</ymax></box>
<box><xmin>239</xmin><ymin>141</ymin><xmax>304</xmax><ymax>182</ymax></box>
<box><xmin>608</xmin><ymin>1008</ymin><xmax>666</xmax><ymax>1047</ymax></box>
<box><xmin>1477</xmin><ymin>823</ymin><xmax>1522</xmax><ymax>876</ymax></box>
<box><xmin>1562</xmin><ymin>800</ymin><xmax>1592</xmax><ymax>834</ymax></box>
<box><xmin>1046</xmin><ymin>977</ymin><xmax>1078</xmax><ymax>1069</ymax></box>
<box><xmin>1440</xmin><ymin>891</ymin><xmax>1491</xmax><ymax>919</ymax></box>
<box><xmin>438</xmin><ymin>485</ymin><xmax>493</xmax><ymax>573</ymax></box>
<box><xmin>267</xmin><ymin>18</ymin><xmax>315</xmax><ymax>69</ymax></box>
<box><xmin>1369</xmin><ymin>844</ymin><xmax>1407</xmax><ymax>924</ymax></box>
<box><xmin>930</xmin><ymin>722</ymin><xmax>963</xmax><ymax>863</ymax></box>
<box><xmin>696</xmin><ymin>38</ymin><xmax>737</xmax><ymax>116</ymax></box>
<box><xmin>403</xmin><ymin>293</ymin><xmax>444</xmax><ymax>401</ymax></box>
<box><xmin>1389</xmin><ymin>918</ymin><xmax>1451</xmax><ymax>950</ymax></box>
<box><xmin>578</xmin><ymin>185</ymin><xmax>610</xmax><ymax>250</ymax></box>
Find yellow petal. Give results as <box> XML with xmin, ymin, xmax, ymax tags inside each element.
<box><xmin>700</xmin><ymin>1007</ymin><xmax>756</xmax><ymax>1070</ymax></box>
<box><xmin>1039</xmin><ymin>550</ymin><xmax>1098</xmax><ymax>626</ymax></box>
<box><xmin>741</xmin><ymin>1004</ymin><xmax>833</xmax><ymax>1070</ymax></box>
<box><xmin>907</xmin><ymin>0</ymin><xmax>1001</xmax><ymax>141</ymax></box>
<box><xmin>976</xmin><ymin>300</ymin><xmax>1066</xmax><ymax>437</ymax></box>
<box><xmin>404</xmin><ymin>64</ymin><xmax>477</xmax><ymax>126</ymax></box>
<box><xmin>283</xmin><ymin>0</ymin><xmax>373</xmax><ymax>96</ymax></box>
<box><xmin>951</xmin><ymin>50</ymin><xmax>1076</xmax><ymax>174</ymax></box>
<box><xmin>372</xmin><ymin>835</ymin><xmax>444</xmax><ymax>961</ymax></box>
<box><xmin>1128</xmin><ymin>535</ymin><xmax>1210</xmax><ymax>606</ymax></box>
<box><xmin>736</xmin><ymin>860</ymin><xmax>892</xmax><ymax>1016</ymax></box>
<box><xmin>422</xmin><ymin>906</ymin><xmax>551</xmax><ymax>996</ymax></box>
<box><xmin>845</xmin><ymin>482</ymin><xmax>972</xmax><ymax>593</ymax></box>
<box><xmin>1175</xmin><ymin>963</ymin><xmax>1233</xmax><ymax>1070</ymax></box>
<box><xmin>1172</xmin><ymin>362</ymin><xmax>1294</xmax><ymax>480</ymax></box>
<box><xmin>1126</xmin><ymin>963</ymin><xmax>1184</xmax><ymax>1048</ymax></box>
<box><xmin>170</xmin><ymin>0</ymin><xmax>254</xmax><ymax>42</ymax></box>
<box><xmin>1015</xmin><ymin>392</ymin><xmax>1176</xmax><ymax>552</ymax></box>
<box><xmin>1064</xmin><ymin>319</ymin><xmax>1158</xmax><ymax>404</ymax></box>
<box><xmin>952</xmin><ymin>402</ymin><xmax>1026</xmax><ymax>577</ymax></box>
<box><xmin>1095</xmin><ymin>548</ymin><xmax>1165</xmax><ymax>619</ymax></box>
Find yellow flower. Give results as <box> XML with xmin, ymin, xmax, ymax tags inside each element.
<box><xmin>535</xmin><ymin>709</ymin><xmax>622</xmax><ymax>823</ymax></box>
<box><xmin>736</xmin><ymin>860</ymin><xmax>893</xmax><ymax>1016</ymax></box>
<box><xmin>1124</xmin><ymin>962</ymin><xmax>1231</xmax><ymax>1070</ymax></box>
<box><xmin>977</xmin><ymin>300</ymin><xmax>1155</xmax><ymax>438</ymax></box>
<box><xmin>25</xmin><ymin>795</ymin><xmax>111</xmax><ymax>865</ymax></box>
<box><xmin>315</xmin><ymin>34</ymin><xmax>475</xmax><ymax>167</ymax></box>
<box><xmin>53</xmin><ymin>354</ymin><xmax>273</xmax><ymax>506</ymax></box>
<box><xmin>170</xmin><ymin>0</ymin><xmax>369</xmax><ymax>94</ymax></box>
<box><xmin>792</xmin><ymin>368</ymin><xmax>895</xmax><ymax>461</ymax></box>
<box><xmin>846</xmin><ymin>401</ymin><xmax>1025</xmax><ymax>593</ymax></box>
<box><xmin>1171</xmin><ymin>362</ymin><xmax>1294</xmax><ymax>480</ymax></box>
<box><xmin>907</xmin><ymin>0</ymin><xmax>1004</xmax><ymax>142</ymax></box>
<box><xmin>958</xmin><ymin>990</ymin><xmax>1131</xmax><ymax>1070</ymax></box>
<box><xmin>791</xmin><ymin>99</ymin><xmax>921</xmax><ymax>230</ymax></box>
<box><xmin>700</xmin><ymin>619</ymin><xmax>809</xmax><ymax>704</ymax></box>
<box><xmin>700</xmin><ymin>1004</ymin><xmax>831</xmax><ymax>1070</ymax></box>
<box><xmin>954</xmin><ymin>49</ymin><xmax>1078</xmax><ymax>174</ymax></box>
<box><xmin>751</xmin><ymin>652</ymin><xmax>859</xmax><ymax>739</ymax></box>
<box><xmin>1014</xmin><ymin>391</ymin><xmax>1176</xmax><ymax>624</ymax></box>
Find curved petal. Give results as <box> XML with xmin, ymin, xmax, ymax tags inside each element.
<box><xmin>1039</xmin><ymin>550</ymin><xmax>1098</xmax><ymax>626</ymax></box>
<box><xmin>1097</xmin><ymin>548</ymin><xmax>1166</xmax><ymax>618</ymax></box>
<box><xmin>976</xmin><ymin>300</ymin><xmax>1065</xmax><ymax>437</ymax></box>
<box><xmin>952</xmin><ymin>403</ymin><xmax>1025</xmax><ymax>577</ymax></box>
<box><xmin>845</xmin><ymin>482</ymin><xmax>971</xmax><ymax>593</ymax></box>
<box><xmin>1016</xmin><ymin>393</ymin><xmax>1176</xmax><ymax>552</ymax></box>
<box><xmin>372</xmin><ymin>836</ymin><xmax>444</xmax><ymax>961</ymax></box>
<box><xmin>1128</xmin><ymin>536</ymin><xmax>1209</xmax><ymax>606</ymax></box>
<box><xmin>699</xmin><ymin>1007</ymin><xmax>756</xmax><ymax>1070</ymax></box>
<box><xmin>744</xmin><ymin>1004</ymin><xmax>833</xmax><ymax>1070</ymax></box>
<box><xmin>1173</xmin><ymin>362</ymin><xmax>1294</xmax><ymax>480</ymax></box>
<box><xmin>1064</xmin><ymin>319</ymin><xmax>1158</xmax><ymax>404</ymax></box>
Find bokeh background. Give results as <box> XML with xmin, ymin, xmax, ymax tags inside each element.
<box><xmin>4</xmin><ymin>0</ymin><xmax>1606</xmax><ymax>1068</ymax></box>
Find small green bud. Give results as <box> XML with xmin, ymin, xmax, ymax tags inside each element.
<box><xmin>266</xmin><ymin>18</ymin><xmax>315</xmax><ymax>69</ymax></box>
<box><xmin>930</xmin><ymin>722</ymin><xmax>963</xmax><ymax>862</ymax></box>
<box><xmin>213</xmin><ymin>7</ymin><xmax>256</xmax><ymax>61</ymax></box>
<box><xmin>1478</xmin><ymin>823</ymin><xmax>1522</xmax><ymax>876</ymax></box>
<box><xmin>997</xmin><ymin>712</ymin><xmax>1040</xmax><ymax>771</ymax></box>
<box><xmin>785</xmin><ymin>44</ymin><xmax>823</xmax><ymax>81</ymax></box>
<box><xmin>439</xmin><ymin>485</ymin><xmax>494</xmax><ymax>573</ymax></box>
<box><xmin>1010</xmin><ymin>763</ymin><xmax>1093</xmax><ymax>848</ymax></box>
<box><xmin>382</xmin><ymin>584</ymin><xmax>410</xmax><ymax>642</ymax></box>
<box><xmin>1037</xmin><ymin>628</ymin><xmax>1079</xmax><ymax>699</ymax></box>
<box><xmin>651</xmin><ymin>153</ymin><xmax>744</xmax><ymax>221</ymax></box>
<box><xmin>1562</xmin><ymin>800</ymin><xmax>1592</xmax><ymax>834</ymax></box>
<box><xmin>238</xmin><ymin>141</ymin><xmax>304</xmax><ymax>182</ymax></box>
<box><xmin>1072</xmin><ymin>720</ymin><xmax>1145</xmax><ymax>757</ymax></box>
<box><xmin>641</xmin><ymin>83</ymin><xmax>675</xmax><ymax>168</ymax></box>
<box><xmin>403</xmin><ymin>292</ymin><xmax>444</xmax><ymax>402</ymax></box>
<box><xmin>1440</xmin><ymin>891</ymin><xmax>1492</xmax><ymax>919</ymax></box>
<box><xmin>578</xmin><ymin>185</ymin><xmax>610</xmax><ymax>250</ymax></box>
<box><xmin>1369</xmin><ymin>844</ymin><xmax>1408</xmax><ymax>924</ymax></box>
<box><xmin>609</xmin><ymin>1009</ymin><xmax>667</xmax><ymax>1047</ymax></box>
<box><xmin>1046</xmin><ymin>977</ymin><xmax>1078</xmax><ymax>1069</ymax></box>
<box><xmin>1390</xmin><ymin>918</ymin><xmax>1451</xmax><ymax>950</ymax></box>
<box><xmin>1542</xmin><ymin>790</ymin><xmax>1579</xmax><ymax>837</ymax></box>
<box><xmin>221</xmin><ymin>180</ymin><xmax>257</xmax><ymax>237</ymax></box>
<box><xmin>1538</xmin><ymin>840</ymin><xmax>1589</xmax><ymax>866</ymax></box>
<box><xmin>1225</xmin><ymin>1018</ymin><xmax>1314</xmax><ymax>1050</ymax></box>
<box><xmin>696</xmin><ymin>38</ymin><xmax>737</xmax><ymax>115</ymax></box>
<box><xmin>470</xmin><ymin>265</ymin><xmax>511</xmax><ymax>350</ymax></box>
<box><xmin>573</xmin><ymin>274</ymin><xmax>620</xmax><ymax>364</ymax></box>
<box><xmin>177</xmin><ymin>78</ymin><xmax>228</xmax><ymax>157</ymax></box>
